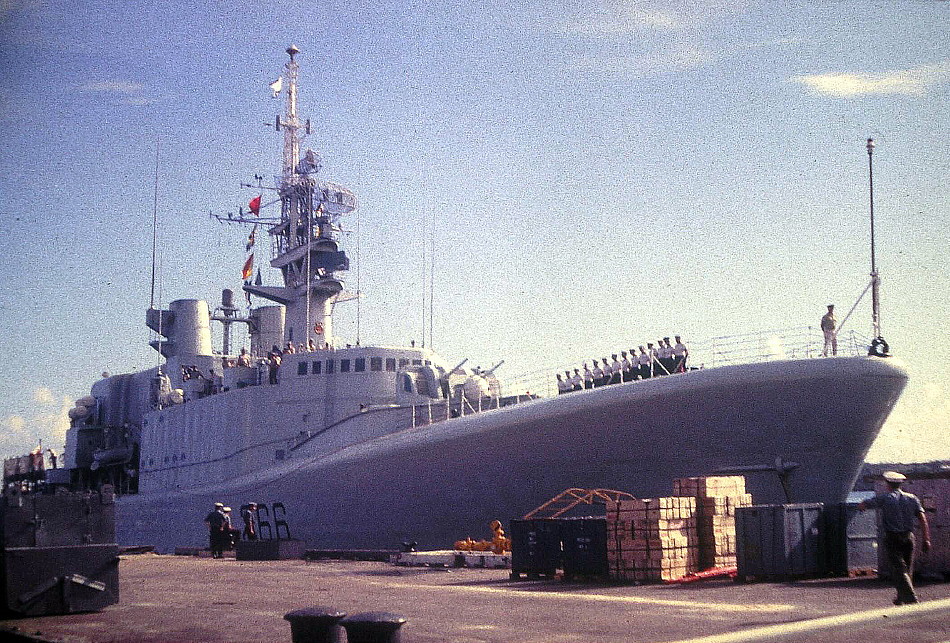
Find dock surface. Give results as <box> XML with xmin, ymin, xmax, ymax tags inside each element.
<box><xmin>2</xmin><ymin>554</ymin><xmax>949</xmax><ymax>642</ymax></box>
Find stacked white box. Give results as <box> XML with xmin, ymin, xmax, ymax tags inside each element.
<box><xmin>606</xmin><ymin>497</ymin><xmax>698</xmax><ymax>582</ymax></box>
<box><xmin>674</xmin><ymin>476</ymin><xmax>751</xmax><ymax>570</ymax></box>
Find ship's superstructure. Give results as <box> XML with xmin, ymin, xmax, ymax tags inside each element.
<box><xmin>58</xmin><ymin>47</ymin><xmax>909</xmax><ymax>552</ymax></box>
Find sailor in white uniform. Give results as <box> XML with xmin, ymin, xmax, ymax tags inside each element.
<box><xmin>609</xmin><ymin>354</ymin><xmax>623</xmax><ymax>385</ymax></box>
<box><xmin>583</xmin><ymin>363</ymin><xmax>594</xmax><ymax>390</ymax></box>
<box><xmin>638</xmin><ymin>346</ymin><xmax>651</xmax><ymax>379</ymax></box>
<box><xmin>570</xmin><ymin>369</ymin><xmax>583</xmax><ymax>392</ymax></box>
<box><xmin>659</xmin><ymin>337</ymin><xmax>674</xmax><ymax>374</ymax></box>
<box><xmin>673</xmin><ymin>335</ymin><xmax>689</xmax><ymax>372</ymax></box>
<box><xmin>592</xmin><ymin>360</ymin><xmax>605</xmax><ymax>387</ymax></box>
<box><xmin>556</xmin><ymin>373</ymin><xmax>571</xmax><ymax>395</ymax></box>
<box><xmin>621</xmin><ymin>351</ymin><xmax>633</xmax><ymax>382</ymax></box>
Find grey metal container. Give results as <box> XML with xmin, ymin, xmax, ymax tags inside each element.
<box><xmin>735</xmin><ymin>503</ymin><xmax>824</xmax><ymax>580</ymax></box>
<box><xmin>510</xmin><ymin>519</ymin><xmax>562</xmax><ymax>578</ymax></box>
<box><xmin>560</xmin><ymin>518</ymin><xmax>608</xmax><ymax>580</ymax></box>
<box><xmin>822</xmin><ymin>502</ymin><xmax>878</xmax><ymax>576</ymax></box>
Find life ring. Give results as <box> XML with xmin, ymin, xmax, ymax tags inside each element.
<box><xmin>869</xmin><ymin>337</ymin><xmax>889</xmax><ymax>357</ymax></box>
<box><xmin>314</xmin><ymin>322</ymin><xmax>324</xmax><ymax>334</ymax></box>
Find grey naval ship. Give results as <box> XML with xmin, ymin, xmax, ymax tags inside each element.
<box><xmin>61</xmin><ymin>46</ymin><xmax>908</xmax><ymax>552</ymax></box>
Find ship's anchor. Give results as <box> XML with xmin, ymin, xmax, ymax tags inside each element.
<box><xmin>715</xmin><ymin>456</ymin><xmax>800</xmax><ymax>503</ymax></box>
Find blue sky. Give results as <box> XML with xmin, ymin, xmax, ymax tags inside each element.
<box><xmin>0</xmin><ymin>0</ymin><xmax>947</xmax><ymax>462</ymax></box>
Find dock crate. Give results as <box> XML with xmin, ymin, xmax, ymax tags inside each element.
<box><xmin>735</xmin><ymin>503</ymin><xmax>824</xmax><ymax>581</ymax></box>
<box><xmin>560</xmin><ymin>518</ymin><xmax>608</xmax><ymax>580</ymax></box>
<box><xmin>822</xmin><ymin>502</ymin><xmax>878</xmax><ymax>576</ymax></box>
<box><xmin>510</xmin><ymin>519</ymin><xmax>562</xmax><ymax>579</ymax></box>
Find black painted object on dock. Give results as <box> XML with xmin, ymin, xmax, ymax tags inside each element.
<box><xmin>735</xmin><ymin>503</ymin><xmax>824</xmax><ymax>581</ymax></box>
<box><xmin>284</xmin><ymin>606</ymin><xmax>347</xmax><ymax>643</ymax></box>
<box><xmin>0</xmin><ymin>490</ymin><xmax>120</xmax><ymax>616</ymax></box>
<box><xmin>560</xmin><ymin>517</ymin><xmax>608</xmax><ymax>580</ymax></box>
<box><xmin>340</xmin><ymin>612</ymin><xmax>408</xmax><ymax>643</ymax></box>
<box><xmin>822</xmin><ymin>502</ymin><xmax>878</xmax><ymax>576</ymax></box>
<box><xmin>509</xmin><ymin>519</ymin><xmax>562</xmax><ymax>579</ymax></box>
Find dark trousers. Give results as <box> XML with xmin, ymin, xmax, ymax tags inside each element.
<box><xmin>210</xmin><ymin>530</ymin><xmax>226</xmax><ymax>558</ymax></box>
<box><xmin>884</xmin><ymin>531</ymin><xmax>918</xmax><ymax>603</ymax></box>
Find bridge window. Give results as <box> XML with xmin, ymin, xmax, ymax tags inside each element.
<box><xmin>326</xmin><ymin>360</ymin><xmax>335</xmax><ymax>374</ymax></box>
<box><xmin>403</xmin><ymin>374</ymin><xmax>413</xmax><ymax>393</ymax></box>
<box><xmin>386</xmin><ymin>358</ymin><xmax>396</xmax><ymax>372</ymax></box>
<box><xmin>412</xmin><ymin>359</ymin><xmax>422</xmax><ymax>365</ymax></box>
<box><xmin>312</xmin><ymin>361</ymin><xmax>322</xmax><ymax>374</ymax></box>
<box><xmin>370</xmin><ymin>357</ymin><xmax>382</xmax><ymax>371</ymax></box>
<box><xmin>355</xmin><ymin>358</ymin><xmax>366</xmax><ymax>372</ymax></box>
<box><xmin>297</xmin><ymin>361</ymin><xmax>308</xmax><ymax>376</ymax></box>
<box><xmin>399</xmin><ymin>358</ymin><xmax>409</xmax><ymax>368</ymax></box>
<box><xmin>340</xmin><ymin>359</ymin><xmax>351</xmax><ymax>372</ymax></box>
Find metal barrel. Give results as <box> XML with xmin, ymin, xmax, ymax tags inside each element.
<box><xmin>283</xmin><ymin>606</ymin><xmax>347</xmax><ymax>643</ymax></box>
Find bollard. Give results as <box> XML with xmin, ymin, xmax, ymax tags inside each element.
<box><xmin>283</xmin><ymin>606</ymin><xmax>347</xmax><ymax>643</ymax></box>
<box><xmin>340</xmin><ymin>611</ymin><xmax>408</xmax><ymax>643</ymax></box>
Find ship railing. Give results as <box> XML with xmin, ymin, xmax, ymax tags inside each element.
<box><xmin>502</xmin><ymin>325</ymin><xmax>875</xmax><ymax>399</ymax></box>
<box><xmin>704</xmin><ymin>326</ymin><xmax>871</xmax><ymax>367</ymax></box>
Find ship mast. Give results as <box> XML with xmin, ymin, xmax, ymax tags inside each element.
<box><xmin>242</xmin><ymin>46</ymin><xmax>356</xmax><ymax>350</ymax></box>
<box><xmin>866</xmin><ymin>138</ymin><xmax>881</xmax><ymax>341</ymax></box>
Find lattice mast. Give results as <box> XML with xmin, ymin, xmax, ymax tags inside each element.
<box><xmin>242</xmin><ymin>45</ymin><xmax>356</xmax><ymax>350</ymax></box>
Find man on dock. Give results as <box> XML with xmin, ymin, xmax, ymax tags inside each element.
<box><xmin>858</xmin><ymin>471</ymin><xmax>931</xmax><ymax>605</ymax></box>
<box><xmin>204</xmin><ymin>502</ymin><xmax>227</xmax><ymax>559</ymax></box>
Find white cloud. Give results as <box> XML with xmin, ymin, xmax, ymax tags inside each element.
<box><xmin>790</xmin><ymin>62</ymin><xmax>950</xmax><ymax>98</ymax></box>
<box><xmin>32</xmin><ymin>386</ymin><xmax>55</xmax><ymax>405</ymax></box>
<box><xmin>0</xmin><ymin>395</ymin><xmax>71</xmax><ymax>457</ymax></box>
<box><xmin>0</xmin><ymin>414</ymin><xmax>33</xmax><ymax>456</ymax></box>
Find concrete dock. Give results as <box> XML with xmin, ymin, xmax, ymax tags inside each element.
<box><xmin>2</xmin><ymin>554</ymin><xmax>949</xmax><ymax>642</ymax></box>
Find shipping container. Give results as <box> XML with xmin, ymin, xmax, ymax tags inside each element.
<box><xmin>822</xmin><ymin>502</ymin><xmax>878</xmax><ymax>576</ymax></box>
<box><xmin>561</xmin><ymin>518</ymin><xmax>608</xmax><ymax>580</ymax></box>
<box><xmin>735</xmin><ymin>503</ymin><xmax>824</xmax><ymax>581</ymax></box>
<box><xmin>510</xmin><ymin>519</ymin><xmax>562</xmax><ymax>579</ymax></box>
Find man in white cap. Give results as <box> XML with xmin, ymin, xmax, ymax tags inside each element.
<box><xmin>204</xmin><ymin>502</ymin><xmax>227</xmax><ymax>559</ymax></box>
<box><xmin>858</xmin><ymin>471</ymin><xmax>931</xmax><ymax>605</ymax></box>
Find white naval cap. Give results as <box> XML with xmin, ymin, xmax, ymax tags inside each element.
<box><xmin>882</xmin><ymin>471</ymin><xmax>906</xmax><ymax>483</ymax></box>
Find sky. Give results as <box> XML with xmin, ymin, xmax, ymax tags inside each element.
<box><xmin>0</xmin><ymin>0</ymin><xmax>947</xmax><ymax>464</ymax></box>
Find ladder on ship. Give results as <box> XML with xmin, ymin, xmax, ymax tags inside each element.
<box><xmin>523</xmin><ymin>488</ymin><xmax>636</xmax><ymax>519</ymax></box>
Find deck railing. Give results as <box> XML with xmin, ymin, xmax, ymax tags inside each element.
<box><xmin>503</xmin><ymin>326</ymin><xmax>874</xmax><ymax>400</ymax></box>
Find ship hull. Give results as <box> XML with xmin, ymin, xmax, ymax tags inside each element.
<box><xmin>116</xmin><ymin>356</ymin><xmax>907</xmax><ymax>551</ymax></box>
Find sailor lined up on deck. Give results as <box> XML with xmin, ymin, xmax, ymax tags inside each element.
<box><xmin>555</xmin><ymin>336</ymin><xmax>689</xmax><ymax>393</ymax></box>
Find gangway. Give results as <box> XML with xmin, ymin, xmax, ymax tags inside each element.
<box><xmin>523</xmin><ymin>488</ymin><xmax>636</xmax><ymax>519</ymax></box>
